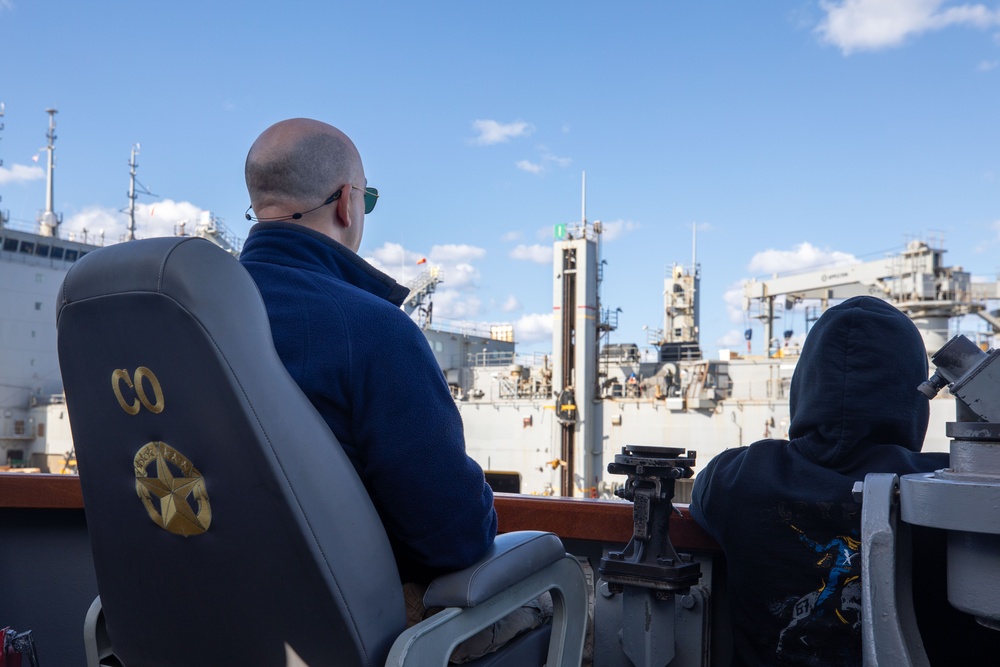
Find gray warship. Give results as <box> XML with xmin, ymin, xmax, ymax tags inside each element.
<box><xmin>0</xmin><ymin>108</ymin><xmax>240</xmax><ymax>474</ymax></box>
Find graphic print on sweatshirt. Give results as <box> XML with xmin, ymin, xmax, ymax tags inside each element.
<box><xmin>773</xmin><ymin>525</ymin><xmax>862</xmax><ymax>665</ymax></box>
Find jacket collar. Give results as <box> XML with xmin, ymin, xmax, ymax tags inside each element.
<box><xmin>243</xmin><ymin>221</ymin><xmax>410</xmax><ymax>307</ymax></box>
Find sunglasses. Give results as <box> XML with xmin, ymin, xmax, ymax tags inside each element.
<box><xmin>353</xmin><ymin>186</ymin><xmax>379</xmax><ymax>214</ymax></box>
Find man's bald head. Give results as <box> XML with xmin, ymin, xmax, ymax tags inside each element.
<box><xmin>245</xmin><ymin>118</ymin><xmax>363</xmax><ymax>214</ymax></box>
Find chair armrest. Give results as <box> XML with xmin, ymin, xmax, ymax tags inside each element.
<box><xmin>423</xmin><ymin>531</ymin><xmax>565</xmax><ymax>608</ymax></box>
<box><xmin>389</xmin><ymin>549</ymin><xmax>588</xmax><ymax>667</ymax></box>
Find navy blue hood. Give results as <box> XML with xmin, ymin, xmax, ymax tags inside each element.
<box><xmin>788</xmin><ymin>295</ymin><xmax>930</xmax><ymax>467</ymax></box>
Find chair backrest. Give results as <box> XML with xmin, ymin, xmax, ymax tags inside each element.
<box><xmin>57</xmin><ymin>237</ymin><xmax>405</xmax><ymax>667</ymax></box>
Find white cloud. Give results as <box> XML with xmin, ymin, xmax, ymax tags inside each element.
<box><xmin>514</xmin><ymin>313</ymin><xmax>553</xmax><ymax>344</ymax></box>
<box><xmin>979</xmin><ymin>59</ymin><xmax>1000</xmax><ymax>70</ymax></box>
<box><xmin>510</xmin><ymin>243</ymin><xmax>553</xmax><ymax>264</ymax></box>
<box><xmin>540</xmin><ymin>149</ymin><xmax>572</xmax><ymax>168</ymax></box>
<box><xmin>516</xmin><ymin>149</ymin><xmax>572</xmax><ymax>176</ymax></box>
<box><xmin>430</xmin><ymin>290</ymin><xmax>482</xmax><ymax>319</ymax></box>
<box><xmin>747</xmin><ymin>242</ymin><xmax>859</xmax><ymax>275</ymax></box>
<box><xmin>365</xmin><ymin>241</ymin><xmax>481</xmax><ymax>316</ymax></box>
<box><xmin>537</xmin><ymin>225</ymin><xmax>558</xmax><ymax>241</ymax></box>
<box><xmin>817</xmin><ymin>0</ymin><xmax>1000</xmax><ymax>54</ymax></box>
<box><xmin>445</xmin><ymin>262</ymin><xmax>481</xmax><ymax>290</ymax></box>
<box><xmin>61</xmin><ymin>199</ymin><xmax>208</xmax><ymax>245</ymax></box>
<box><xmin>719</xmin><ymin>241</ymin><xmax>857</xmax><ymax>323</ymax></box>
<box><xmin>470</xmin><ymin>119</ymin><xmax>533</xmax><ymax>146</ymax></box>
<box><xmin>429</xmin><ymin>243</ymin><xmax>485</xmax><ymax>263</ymax></box>
<box><xmin>600</xmin><ymin>219</ymin><xmax>640</xmax><ymax>242</ymax></box>
<box><xmin>716</xmin><ymin>329</ymin><xmax>748</xmax><ymax>349</ymax></box>
<box><xmin>366</xmin><ymin>243</ymin><xmax>484</xmax><ymax>288</ymax></box>
<box><xmin>516</xmin><ymin>160</ymin><xmax>544</xmax><ymax>174</ymax></box>
<box><xmin>723</xmin><ymin>280</ymin><xmax>748</xmax><ymax>324</ymax></box>
<box><xmin>0</xmin><ymin>163</ymin><xmax>44</xmax><ymax>185</ymax></box>
<box><xmin>501</xmin><ymin>230</ymin><xmax>523</xmax><ymax>242</ymax></box>
<box><xmin>366</xmin><ymin>242</ymin><xmax>433</xmax><ymax>285</ymax></box>
<box><xmin>367</xmin><ymin>241</ymin><xmax>409</xmax><ymax>267</ymax></box>
<box><xmin>502</xmin><ymin>295</ymin><xmax>521</xmax><ymax>312</ymax></box>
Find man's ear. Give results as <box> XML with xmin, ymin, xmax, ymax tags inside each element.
<box><xmin>335</xmin><ymin>185</ymin><xmax>353</xmax><ymax>230</ymax></box>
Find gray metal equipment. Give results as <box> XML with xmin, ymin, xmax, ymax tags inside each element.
<box><xmin>860</xmin><ymin>334</ymin><xmax>1000</xmax><ymax>666</ymax></box>
<box><xmin>596</xmin><ymin>445</ymin><xmax>709</xmax><ymax>667</ymax></box>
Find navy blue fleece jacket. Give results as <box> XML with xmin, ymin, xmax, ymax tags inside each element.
<box><xmin>691</xmin><ymin>296</ymin><xmax>965</xmax><ymax>665</ymax></box>
<box><xmin>240</xmin><ymin>222</ymin><xmax>497</xmax><ymax>584</ymax></box>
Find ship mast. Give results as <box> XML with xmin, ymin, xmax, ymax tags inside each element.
<box><xmin>0</xmin><ymin>102</ymin><xmax>8</xmax><ymax>228</ymax></box>
<box><xmin>126</xmin><ymin>142</ymin><xmax>156</xmax><ymax>241</ymax></box>
<box><xmin>127</xmin><ymin>144</ymin><xmax>140</xmax><ymax>241</ymax></box>
<box><xmin>38</xmin><ymin>108</ymin><xmax>61</xmax><ymax>238</ymax></box>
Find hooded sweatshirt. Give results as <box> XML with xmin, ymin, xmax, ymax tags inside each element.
<box><xmin>691</xmin><ymin>296</ymin><xmax>952</xmax><ymax>665</ymax></box>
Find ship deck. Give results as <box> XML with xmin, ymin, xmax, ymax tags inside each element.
<box><xmin>0</xmin><ymin>473</ymin><xmax>728</xmax><ymax>665</ymax></box>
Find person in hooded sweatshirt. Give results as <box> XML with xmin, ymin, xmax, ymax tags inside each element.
<box><xmin>691</xmin><ymin>295</ymin><xmax>997</xmax><ymax>666</ymax></box>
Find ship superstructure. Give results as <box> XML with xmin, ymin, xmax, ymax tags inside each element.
<box><xmin>0</xmin><ymin>108</ymin><xmax>101</xmax><ymax>472</ymax></box>
<box><xmin>425</xmin><ymin>212</ymin><xmax>999</xmax><ymax>498</ymax></box>
<box><xmin>0</xmin><ymin>107</ymin><xmax>242</xmax><ymax>472</ymax></box>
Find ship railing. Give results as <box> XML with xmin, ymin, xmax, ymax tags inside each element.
<box><xmin>469</xmin><ymin>350</ymin><xmax>516</xmax><ymax>367</ymax></box>
<box><xmin>30</xmin><ymin>394</ymin><xmax>66</xmax><ymax>407</ymax></box>
<box><xmin>514</xmin><ymin>351</ymin><xmax>550</xmax><ymax>368</ymax></box>
<box><xmin>193</xmin><ymin>216</ymin><xmax>244</xmax><ymax>255</ymax></box>
<box><xmin>0</xmin><ymin>219</ymin><xmax>42</xmax><ymax>235</ymax></box>
<box><xmin>431</xmin><ymin>318</ymin><xmax>515</xmax><ymax>341</ymax></box>
<box><xmin>468</xmin><ymin>350</ymin><xmax>551</xmax><ymax>368</ymax></box>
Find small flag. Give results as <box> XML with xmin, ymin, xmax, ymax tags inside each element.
<box><xmin>31</xmin><ymin>154</ymin><xmax>38</xmax><ymax>162</ymax></box>
<box><xmin>416</xmin><ymin>257</ymin><xmax>427</xmax><ymax>265</ymax></box>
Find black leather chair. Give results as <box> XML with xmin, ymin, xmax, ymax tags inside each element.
<box><xmin>56</xmin><ymin>237</ymin><xmax>588</xmax><ymax>667</ymax></box>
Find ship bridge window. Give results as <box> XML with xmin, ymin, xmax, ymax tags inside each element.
<box><xmin>13</xmin><ymin>420</ymin><xmax>25</xmax><ymax>436</ymax></box>
<box><xmin>2</xmin><ymin>238</ymin><xmax>17</xmax><ymax>252</ymax></box>
<box><xmin>64</xmin><ymin>249</ymin><xmax>78</xmax><ymax>262</ymax></box>
<box><xmin>35</xmin><ymin>244</ymin><xmax>50</xmax><ymax>258</ymax></box>
<box><xmin>19</xmin><ymin>241</ymin><xmax>35</xmax><ymax>254</ymax></box>
<box><xmin>50</xmin><ymin>246</ymin><xmax>64</xmax><ymax>260</ymax></box>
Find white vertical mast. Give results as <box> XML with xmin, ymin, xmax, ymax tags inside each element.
<box><xmin>692</xmin><ymin>222</ymin><xmax>697</xmax><ymax>269</ymax></box>
<box><xmin>39</xmin><ymin>108</ymin><xmax>60</xmax><ymax>238</ymax></box>
<box><xmin>0</xmin><ymin>102</ymin><xmax>7</xmax><ymax>228</ymax></box>
<box><xmin>128</xmin><ymin>144</ymin><xmax>140</xmax><ymax>241</ymax></box>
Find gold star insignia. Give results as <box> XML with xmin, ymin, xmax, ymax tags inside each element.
<box><xmin>134</xmin><ymin>442</ymin><xmax>211</xmax><ymax>536</ymax></box>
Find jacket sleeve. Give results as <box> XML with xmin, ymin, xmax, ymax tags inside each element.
<box><xmin>690</xmin><ymin>447</ymin><xmax>746</xmax><ymax>545</ymax></box>
<box><xmin>350</xmin><ymin>307</ymin><xmax>497</xmax><ymax>575</ymax></box>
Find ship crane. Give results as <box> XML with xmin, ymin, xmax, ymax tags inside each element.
<box><xmin>743</xmin><ymin>239</ymin><xmax>1000</xmax><ymax>356</ymax></box>
<box><xmin>402</xmin><ymin>265</ymin><xmax>443</xmax><ymax>328</ymax></box>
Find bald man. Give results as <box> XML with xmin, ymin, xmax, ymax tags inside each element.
<box><xmin>239</xmin><ymin>119</ymin><xmax>498</xmax><ymax>585</ymax></box>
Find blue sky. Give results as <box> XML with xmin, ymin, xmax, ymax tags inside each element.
<box><xmin>1</xmin><ymin>1</ymin><xmax>998</xmax><ymax>357</ymax></box>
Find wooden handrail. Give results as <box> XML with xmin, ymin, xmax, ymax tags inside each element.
<box><xmin>0</xmin><ymin>473</ymin><xmax>85</xmax><ymax>509</ymax></box>
<box><xmin>494</xmin><ymin>493</ymin><xmax>719</xmax><ymax>552</ymax></box>
<box><xmin>0</xmin><ymin>475</ymin><xmax>719</xmax><ymax>552</ymax></box>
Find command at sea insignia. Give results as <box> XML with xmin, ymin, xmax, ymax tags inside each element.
<box><xmin>134</xmin><ymin>441</ymin><xmax>212</xmax><ymax>536</ymax></box>
<box><xmin>111</xmin><ymin>366</ymin><xmax>212</xmax><ymax>536</ymax></box>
